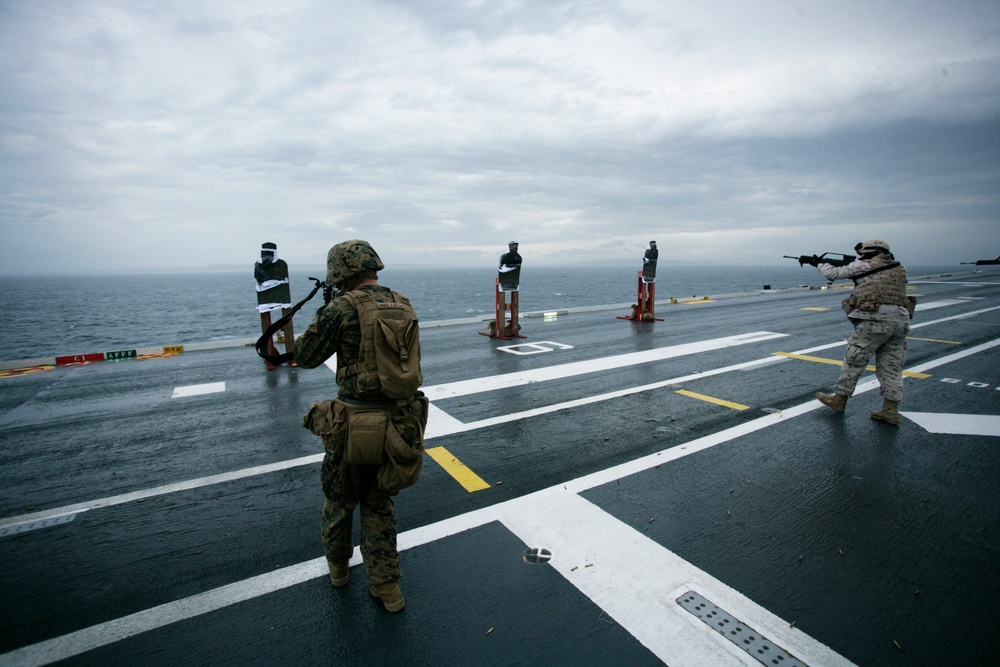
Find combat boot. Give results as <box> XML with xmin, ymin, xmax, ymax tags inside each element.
<box><xmin>369</xmin><ymin>582</ymin><xmax>405</xmax><ymax>612</ymax></box>
<box><xmin>327</xmin><ymin>560</ymin><xmax>349</xmax><ymax>587</ymax></box>
<box><xmin>815</xmin><ymin>392</ymin><xmax>848</xmax><ymax>413</ymax></box>
<box><xmin>871</xmin><ymin>400</ymin><xmax>901</xmax><ymax>425</ymax></box>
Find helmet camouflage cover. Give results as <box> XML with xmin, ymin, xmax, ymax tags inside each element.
<box><xmin>860</xmin><ymin>239</ymin><xmax>890</xmax><ymax>255</ymax></box>
<box><xmin>327</xmin><ymin>239</ymin><xmax>385</xmax><ymax>286</ymax></box>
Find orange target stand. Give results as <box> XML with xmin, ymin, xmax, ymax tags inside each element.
<box><xmin>617</xmin><ymin>271</ymin><xmax>663</xmax><ymax>321</ymax></box>
<box><xmin>480</xmin><ymin>278</ymin><xmax>526</xmax><ymax>339</ymax></box>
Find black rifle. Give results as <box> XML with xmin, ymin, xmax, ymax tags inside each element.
<box><xmin>961</xmin><ymin>255</ymin><xmax>1000</xmax><ymax>266</ymax></box>
<box><xmin>784</xmin><ymin>252</ymin><xmax>856</xmax><ymax>267</ymax></box>
<box><xmin>255</xmin><ymin>276</ymin><xmax>334</xmax><ymax>365</ymax></box>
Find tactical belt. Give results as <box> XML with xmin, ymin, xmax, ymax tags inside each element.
<box><xmin>338</xmin><ymin>396</ymin><xmax>398</xmax><ymax>407</ymax></box>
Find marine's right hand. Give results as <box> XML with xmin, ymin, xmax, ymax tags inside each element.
<box><xmin>799</xmin><ymin>255</ymin><xmax>820</xmax><ymax>267</ymax></box>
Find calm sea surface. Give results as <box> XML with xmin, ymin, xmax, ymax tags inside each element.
<box><xmin>0</xmin><ymin>264</ymin><xmax>978</xmax><ymax>362</ymax></box>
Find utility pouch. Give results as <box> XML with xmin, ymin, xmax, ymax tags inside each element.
<box><xmin>344</xmin><ymin>409</ymin><xmax>389</xmax><ymax>465</ymax></box>
<box><xmin>302</xmin><ymin>399</ymin><xmax>336</xmax><ymax>436</ymax></box>
<box><xmin>841</xmin><ymin>294</ymin><xmax>857</xmax><ymax>316</ymax></box>
<box><xmin>378</xmin><ymin>394</ymin><xmax>429</xmax><ymax>493</ymax></box>
<box><xmin>905</xmin><ymin>296</ymin><xmax>917</xmax><ymax>319</ymax></box>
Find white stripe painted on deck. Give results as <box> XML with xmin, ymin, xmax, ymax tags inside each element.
<box><xmin>14</xmin><ymin>332</ymin><xmax>1000</xmax><ymax>664</ymax></box>
<box><xmin>903</xmin><ymin>412</ymin><xmax>1000</xmax><ymax>436</ymax></box>
<box><xmin>4</xmin><ymin>321</ymin><xmax>998</xmax><ymax>532</ymax></box>
<box><xmin>171</xmin><ymin>382</ymin><xmax>225</xmax><ymax>398</ymax></box>
<box><xmin>425</xmin><ymin>402</ymin><xmax>466</xmax><ymax>439</ymax></box>
<box><xmin>915</xmin><ymin>299</ymin><xmax>972</xmax><ymax>311</ymax></box>
<box><xmin>422</xmin><ymin>331</ymin><xmax>788</xmax><ymax>401</ymax></box>
<box><xmin>2</xmin><ymin>386</ymin><xmax>865</xmax><ymax>666</ymax></box>
<box><xmin>502</xmin><ymin>491</ymin><xmax>856</xmax><ymax>667</ymax></box>
<box><xmin>0</xmin><ymin>510</ymin><xmax>86</xmax><ymax>538</ymax></box>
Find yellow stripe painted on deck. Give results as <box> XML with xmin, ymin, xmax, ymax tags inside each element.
<box><xmin>801</xmin><ymin>307</ymin><xmax>830</xmax><ymax>311</ymax></box>
<box><xmin>908</xmin><ymin>336</ymin><xmax>962</xmax><ymax>345</ymax></box>
<box><xmin>426</xmin><ymin>447</ymin><xmax>490</xmax><ymax>492</ymax></box>
<box><xmin>674</xmin><ymin>389</ymin><xmax>750</xmax><ymax>411</ymax></box>
<box><xmin>772</xmin><ymin>352</ymin><xmax>931</xmax><ymax>379</ymax></box>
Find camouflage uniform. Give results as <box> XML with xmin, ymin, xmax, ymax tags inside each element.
<box><xmin>294</xmin><ymin>242</ymin><xmax>405</xmax><ymax>587</ymax></box>
<box><xmin>817</xmin><ymin>254</ymin><xmax>910</xmax><ymax>401</ymax></box>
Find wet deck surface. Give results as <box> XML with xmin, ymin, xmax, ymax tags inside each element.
<box><xmin>2</xmin><ymin>270</ymin><xmax>999</xmax><ymax>666</ymax></box>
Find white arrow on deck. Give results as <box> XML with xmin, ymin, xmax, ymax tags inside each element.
<box><xmin>903</xmin><ymin>412</ymin><xmax>1000</xmax><ymax>436</ymax></box>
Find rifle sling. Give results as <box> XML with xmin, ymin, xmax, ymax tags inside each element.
<box><xmin>255</xmin><ymin>281</ymin><xmax>323</xmax><ymax>364</ymax></box>
<box><xmin>851</xmin><ymin>261</ymin><xmax>900</xmax><ymax>284</ymax></box>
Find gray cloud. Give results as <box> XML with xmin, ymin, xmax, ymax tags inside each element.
<box><xmin>1</xmin><ymin>0</ymin><xmax>999</xmax><ymax>273</ymax></box>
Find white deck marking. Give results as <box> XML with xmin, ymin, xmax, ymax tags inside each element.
<box><xmin>425</xmin><ymin>403</ymin><xmax>465</xmax><ymax>439</ymax></box>
<box><xmin>424</xmin><ymin>353</ymin><xmax>789</xmax><ymax>438</ymax></box>
<box><xmin>502</xmin><ymin>491</ymin><xmax>856</xmax><ymax>667</ymax></box>
<box><xmin>903</xmin><ymin>412</ymin><xmax>1000</xmax><ymax>436</ymax></box>
<box><xmin>910</xmin><ymin>304</ymin><xmax>1000</xmax><ymax>327</ymax></box>
<box><xmin>4</xmin><ymin>325</ymin><xmax>998</xmax><ymax>531</ymax></box>
<box><xmin>0</xmin><ymin>456</ymin><xmax>324</xmax><ymax>531</ymax></box>
<box><xmin>423</xmin><ymin>331</ymin><xmax>787</xmax><ymax>400</ymax></box>
<box><xmin>915</xmin><ymin>299</ymin><xmax>972</xmax><ymax>311</ymax></box>
<box><xmin>171</xmin><ymin>382</ymin><xmax>225</xmax><ymax>398</ymax></box>
<box><xmin>911</xmin><ymin>280</ymin><xmax>1000</xmax><ymax>287</ymax></box>
<box><xmin>11</xmin><ymin>333</ymin><xmax>999</xmax><ymax>664</ymax></box>
<box><xmin>496</xmin><ymin>340</ymin><xmax>575</xmax><ymax>355</ymax></box>
<box><xmin>0</xmin><ymin>511</ymin><xmax>85</xmax><ymax>538</ymax></box>
<box><xmin>2</xmin><ymin>386</ymin><xmax>865</xmax><ymax>666</ymax></box>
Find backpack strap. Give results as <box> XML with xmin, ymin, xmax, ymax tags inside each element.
<box><xmin>335</xmin><ymin>290</ymin><xmax>366</xmax><ymax>383</ymax></box>
<box><xmin>851</xmin><ymin>261</ymin><xmax>900</xmax><ymax>283</ymax></box>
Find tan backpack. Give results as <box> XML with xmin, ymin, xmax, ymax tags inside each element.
<box><xmin>339</xmin><ymin>290</ymin><xmax>422</xmax><ymax>400</ymax></box>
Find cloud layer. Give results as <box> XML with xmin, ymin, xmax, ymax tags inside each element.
<box><xmin>2</xmin><ymin>0</ymin><xmax>999</xmax><ymax>272</ymax></box>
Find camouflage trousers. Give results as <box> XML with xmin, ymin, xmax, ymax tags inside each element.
<box><xmin>835</xmin><ymin>319</ymin><xmax>910</xmax><ymax>401</ymax></box>
<box><xmin>320</xmin><ymin>450</ymin><xmax>400</xmax><ymax>586</ymax></box>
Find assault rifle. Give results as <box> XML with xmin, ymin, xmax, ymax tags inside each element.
<box><xmin>255</xmin><ymin>276</ymin><xmax>335</xmax><ymax>364</ymax></box>
<box><xmin>784</xmin><ymin>252</ymin><xmax>856</xmax><ymax>267</ymax></box>
<box><xmin>961</xmin><ymin>255</ymin><xmax>1000</xmax><ymax>266</ymax></box>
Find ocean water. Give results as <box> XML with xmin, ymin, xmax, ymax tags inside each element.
<box><xmin>0</xmin><ymin>264</ymin><xmax>978</xmax><ymax>362</ymax></box>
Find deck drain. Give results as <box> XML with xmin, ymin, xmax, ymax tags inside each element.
<box><xmin>522</xmin><ymin>547</ymin><xmax>552</xmax><ymax>564</ymax></box>
<box><xmin>677</xmin><ymin>591</ymin><xmax>807</xmax><ymax>666</ymax></box>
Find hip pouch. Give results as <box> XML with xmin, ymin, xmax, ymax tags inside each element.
<box><xmin>840</xmin><ymin>294</ymin><xmax>856</xmax><ymax>316</ymax></box>
<box><xmin>841</xmin><ymin>293</ymin><xmax>879</xmax><ymax>315</ymax></box>
<box><xmin>302</xmin><ymin>399</ymin><xmax>336</xmax><ymax>436</ymax></box>
<box><xmin>378</xmin><ymin>394</ymin><xmax>429</xmax><ymax>494</ymax></box>
<box><xmin>344</xmin><ymin>409</ymin><xmax>389</xmax><ymax>465</ymax></box>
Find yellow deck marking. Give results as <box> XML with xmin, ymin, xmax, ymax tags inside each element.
<box><xmin>678</xmin><ymin>299</ymin><xmax>714</xmax><ymax>305</ymax></box>
<box><xmin>801</xmin><ymin>307</ymin><xmax>830</xmax><ymax>311</ymax></box>
<box><xmin>674</xmin><ymin>389</ymin><xmax>750</xmax><ymax>411</ymax></box>
<box><xmin>426</xmin><ymin>446</ymin><xmax>490</xmax><ymax>492</ymax></box>
<box><xmin>772</xmin><ymin>352</ymin><xmax>931</xmax><ymax>378</ymax></box>
<box><xmin>908</xmin><ymin>336</ymin><xmax>961</xmax><ymax>345</ymax></box>
<box><xmin>0</xmin><ymin>365</ymin><xmax>55</xmax><ymax>378</ymax></box>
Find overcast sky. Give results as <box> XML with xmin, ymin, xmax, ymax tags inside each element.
<box><xmin>2</xmin><ymin>0</ymin><xmax>999</xmax><ymax>274</ymax></box>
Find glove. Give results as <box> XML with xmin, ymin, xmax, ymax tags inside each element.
<box><xmin>799</xmin><ymin>255</ymin><xmax>820</xmax><ymax>267</ymax></box>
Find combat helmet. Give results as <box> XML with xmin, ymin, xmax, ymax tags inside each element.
<box><xmin>859</xmin><ymin>239</ymin><xmax>890</xmax><ymax>257</ymax></box>
<box><xmin>327</xmin><ymin>239</ymin><xmax>385</xmax><ymax>287</ymax></box>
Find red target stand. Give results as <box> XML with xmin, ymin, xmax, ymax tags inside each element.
<box><xmin>479</xmin><ymin>278</ymin><xmax>526</xmax><ymax>339</ymax></box>
<box><xmin>617</xmin><ymin>271</ymin><xmax>663</xmax><ymax>321</ymax></box>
